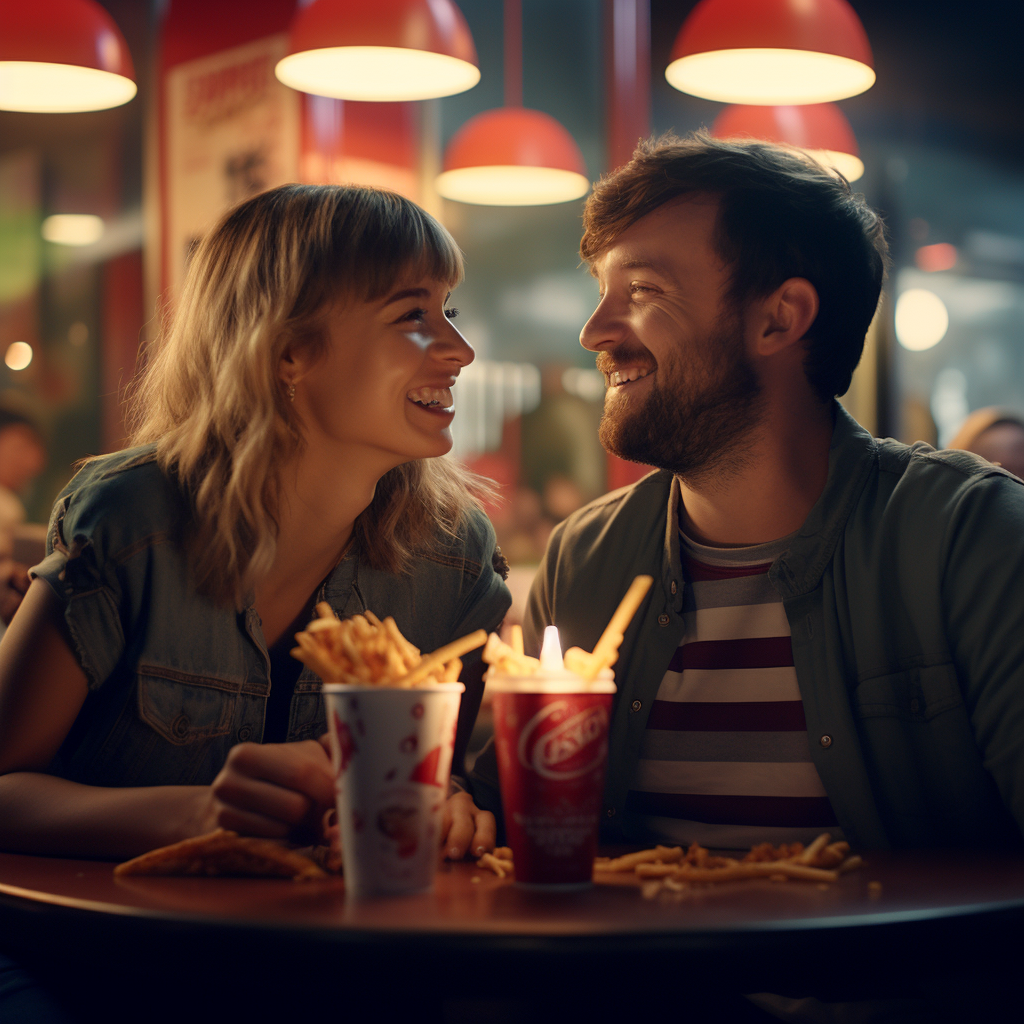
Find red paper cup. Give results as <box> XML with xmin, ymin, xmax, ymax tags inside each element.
<box><xmin>490</xmin><ymin>678</ymin><xmax>615</xmax><ymax>888</ymax></box>
<box><xmin>323</xmin><ymin>683</ymin><xmax>464</xmax><ymax>899</ymax></box>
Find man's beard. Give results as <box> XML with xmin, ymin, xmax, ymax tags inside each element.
<box><xmin>597</xmin><ymin>313</ymin><xmax>765</xmax><ymax>480</ymax></box>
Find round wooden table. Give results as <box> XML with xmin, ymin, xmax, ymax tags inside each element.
<box><xmin>2</xmin><ymin>849</ymin><xmax>1023</xmax><ymax>1021</ymax></box>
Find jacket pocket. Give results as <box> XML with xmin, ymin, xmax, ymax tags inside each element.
<box><xmin>850</xmin><ymin>661</ymin><xmax>963</xmax><ymax>723</ymax></box>
<box><xmin>137</xmin><ymin>664</ymin><xmax>239</xmax><ymax>745</ymax></box>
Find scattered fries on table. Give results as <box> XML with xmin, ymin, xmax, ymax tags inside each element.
<box><xmin>475</xmin><ymin>834</ymin><xmax>864</xmax><ymax>895</ymax></box>
<box><xmin>292</xmin><ymin>602</ymin><xmax>486</xmax><ymax>687</ymax></box>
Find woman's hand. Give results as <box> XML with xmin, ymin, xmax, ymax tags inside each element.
<box><xmin>440</xmin><ymin>791</ymin><xmax>496</xmax><ymax>860</ymax></box>
<box><xmin>206</xmin><ymin>739</ymin><xmax>335</xmax><ymax>843</ymax></box>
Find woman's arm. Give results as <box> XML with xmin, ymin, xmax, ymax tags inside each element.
<box><xmin>0</xmin><ymin>581</ymin><xmax>335</xmax><ymax>858</ymax></box>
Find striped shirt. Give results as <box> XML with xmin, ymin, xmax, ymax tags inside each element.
<box><xmin>626</xmin><ymin>525</ymin><xmax>841</xmax><ymax>850</ymax></box>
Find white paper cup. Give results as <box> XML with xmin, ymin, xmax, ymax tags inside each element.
<box><xmin>323</xmin><ymin>682</ymin><xmax>464</xmax><ymax>899</ymax></box>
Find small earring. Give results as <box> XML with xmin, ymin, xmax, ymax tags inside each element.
<box><xmin>287</xmin><ymin>383</ymin><xmax>296</xmax><ymax>403</ymax></box>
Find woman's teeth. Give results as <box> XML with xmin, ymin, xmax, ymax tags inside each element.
<box><xmin>609</xmin><ymin>367</ymin><xmax>652</xmax><ymax>386</ymax></box>
<box><xmin>407</xmin><ymin>386</ymin><xmax>454</xmax><ymax>410</ymax></box>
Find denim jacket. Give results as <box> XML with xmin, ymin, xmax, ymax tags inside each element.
<box><xmin>472</xmin><ymin>405</ymin><xmax>1024</xmax><ymax>850</ymax></box>
<box><xmin>32</xmin><ymin>446</ymin><xmax>510</xmax><ymax>788</ymax></box>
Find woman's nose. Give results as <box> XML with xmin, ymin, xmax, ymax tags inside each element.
<box><xmin>438</xmin><ymin>319</ymin><xmax>475</xmax><ymax>367</ymax></box>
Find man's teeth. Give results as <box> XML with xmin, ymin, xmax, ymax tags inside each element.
<box><xmin>609</xmin><ymin>367</ymin><xmax>653</xmax><ymax>386</ymax></box>
<box><xmin>407</xmin><ymin>386</ymin><xmax>453</xmax><ymax>409</ymax></box>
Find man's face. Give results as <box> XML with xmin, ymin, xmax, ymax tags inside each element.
<box><xmin>580</xmin><ymin>196</ymin><xmax>764</xmax><ymax>479</ymax></box>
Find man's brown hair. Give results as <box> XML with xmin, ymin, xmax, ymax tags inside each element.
<box><xmin>581</xmin><ymin>131</ymin><xmax>888</xmax><ymax>402</ymax></box>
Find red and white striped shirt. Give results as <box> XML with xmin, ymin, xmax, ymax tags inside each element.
<box><xmin>627</xmin><ymin>526</ymin><xmax>840</xmax><ymax>850</ymax></box>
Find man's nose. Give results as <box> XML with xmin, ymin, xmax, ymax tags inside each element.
<box><xmin>579</xmin><ymin>298</ymin><xmax>623</xmax><ymax>352</ymax></box>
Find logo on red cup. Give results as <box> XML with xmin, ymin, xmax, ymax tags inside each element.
<box><xmin>516</xmin><ymin>701</ymin><xmax>609</xmax><ymax>780</ymax></box>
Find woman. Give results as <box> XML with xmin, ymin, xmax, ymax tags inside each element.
<box><xmin>0</xmin><ymin>184</ymin><xmax>508</xmax><ymax>861</ymax></box>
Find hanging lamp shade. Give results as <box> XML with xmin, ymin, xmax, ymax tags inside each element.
<box><xmin>667</xmin><ymin>0</ymin><xmax>874</xmax><ymax>105</ymax></box>
<box><xmin>437</xmin><ymin>107</ymin><xmax>590</xmax><ymax>206</ymax></box>
<box><xmin>711</xmin><ymin>103</ymin><xmax>864</xmax><ymax>181</ymax></box>
<box><xmin>0</xmin><ymin>0</ymin><xmax>136</xmax><ymax>113</ymax></box>
<box><xmin>276</xmin><ymin>0</ymin><xmax>479</xmax><ymax>102</ymax></box>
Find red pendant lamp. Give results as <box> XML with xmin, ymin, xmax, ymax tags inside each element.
<box><xmin>276</xmin><ymin>0</ymin><xmax>480</xmax><ymax>102</ymax></box>
<box><xmin>436</xmin><ymin>0</ymin><xmax>589</xmax><ymax>206</ymax></box>
<box><xmin>711</xmin><ymin>103</ymin><xmax>864</xmax><ymax>181</ymax></box>
<box><xmin>0</xmin><ymin>0</ymin><xmax>136</xmax><ymax>112</ymax></box>
<box><xmin>667</xmin><ymin>0</ymin><xmax>874</xmax><ymax>105</ymax></box>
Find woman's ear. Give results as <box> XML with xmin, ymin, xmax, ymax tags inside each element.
<box><xmin>278</xmin><ymin>338</ymin><xmax>316</xmax><ymax>390</ymax></box>
<box><xmin>756</xmin><ymin>278</ymin><xmax>819</xmax><ymax>356</ymax></box>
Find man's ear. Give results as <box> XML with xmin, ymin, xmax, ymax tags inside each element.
<box><xmin>755</xmin><ymin>278</ymin><xmax>819</xmax><ymax>356</ymax></box>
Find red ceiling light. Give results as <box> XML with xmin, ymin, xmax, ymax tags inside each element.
<box><xmin>711</xmin><ymin>102</ymin><xmax>864</xmax><ymax>181</ymax></box>
<box><xmin>436</xmin><ymin>0</ymin><xmax>589</xmax><ymax>205</ymax></box>
<box><xmin>276</xmin><ymin>0</ymin><xmax>480</xmax><ymax>102</ymax></box>
<box><xmin>0</xmin><ymin>0</ymin><xmax>136</xmax><ymax>112</ymax></box>
<box><xmin>667</xmin><ymin>0</ymin><xmax>875</xmax><ymax>105</ymax></box>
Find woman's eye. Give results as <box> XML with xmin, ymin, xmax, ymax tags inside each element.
<box><xmin>444</xmin><ymin>307</ymin><xmax>460</xmax><ymax>320</ymax></box>
<box><xmin>401</xmin><ymin>308</ymin><xmax>428</xmax><ymax>324</ymax></box>
<box><xmin>630</xmin><ymin>283</ymin><xmax>653</xmax><ymax>295</ymax></box>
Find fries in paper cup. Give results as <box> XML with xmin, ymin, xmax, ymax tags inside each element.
<box><xmin>292</xmin><ymin>602</ymin><xmax>485</xmax><ymax>688</ymax></box>
<box><xmin>482</xmin><ymin>575</ymin><xmax>653</xmax><ymax>688</ymax></box>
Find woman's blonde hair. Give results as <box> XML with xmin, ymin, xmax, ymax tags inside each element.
<box><xmin>128</xmin><ymin>184</ymin><xmax>487</xmax><ymax>607</ymax></box>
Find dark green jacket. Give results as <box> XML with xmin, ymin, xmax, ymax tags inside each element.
<box><xmin>472</xmin><ymin>405</ymin><xmax>1024</xmax><ymax>850</ymax></box>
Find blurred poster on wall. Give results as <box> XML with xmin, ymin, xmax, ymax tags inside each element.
<box><xmin>162</xmin><ymin>35</ymin><xmax>299</xmax><ymax>299</ymax></box>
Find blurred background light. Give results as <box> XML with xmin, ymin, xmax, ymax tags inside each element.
<box><xmin>711</xmin><ymin>103</ymin><xmax>863</xmax><ymax>181</ymax></box>
<box><xmin>42</xmin><ymin>214</ymin><xmax>105</xmax><ymax>246</ymax></box>
<box><xmin>915</xmin><ymin>243</ymin><xmax>958</xmax><ymax>273</ymax></box>
<box><xmin>4</xmin><ymin>342</ymin><xmax>34</xmax><ymax>370</ymax></box>
<box><xmin>895</xmin><ymin>288</ymin><xmax>950</xmax><ymax>351</ymax></box>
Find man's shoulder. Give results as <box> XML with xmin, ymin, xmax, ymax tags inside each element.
<box><xmin>874</xmin><ymin>435</ymin><xmax>1024</xmax><ymax>503</ymax></box>
<box><xmin>550</xmin><ymin>469</ymin><xmax>673</xmax><ymax>551</ymax></box>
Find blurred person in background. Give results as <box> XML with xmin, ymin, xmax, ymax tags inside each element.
<box><xmin>947</xmin><ymin>407</ymin><xmax>1024</xmax><ymax>479</ymax></box>
<box><xmin>0</xmin><ymin>408</ymin><xmax>47</xmax><ymax>629</ymax></box>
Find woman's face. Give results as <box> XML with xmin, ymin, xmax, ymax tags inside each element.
<box><xmin>291</xmin><ymin>274</ymin><xmax>474</xmax><ymax>467</ymax></box>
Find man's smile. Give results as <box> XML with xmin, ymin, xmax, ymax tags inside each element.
<box><xmin>608</xmin><ymin>366</ymin><xmax>655</xmax><ymax>387</ymax></box>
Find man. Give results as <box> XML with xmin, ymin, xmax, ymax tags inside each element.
<box><xmin>472</xmin><ymin>132</ymin><xmax>1024</xmax><ymax>854</ymax></box>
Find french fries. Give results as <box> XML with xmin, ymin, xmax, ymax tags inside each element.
<box><xmin>482</xmin><ymin>575</ymin><xmax>654</xmax><ymax>683</ymax></box>
<box><xmin>474</xmin><ymin>833</ymin><xmax>865</xmax><ymax>893</ymax></box>
<box><xmin>291</xmin><ymin>602</ymin><xmax>485</xmax><ymax>688</ymax></box>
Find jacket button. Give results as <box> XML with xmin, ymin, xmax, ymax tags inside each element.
<box><xmin>670</xmin><ymin>581</ymin><xmax>677</xmax><ymax>595</ymax></box>
<box><xmin>631</xmin><ymin>699</ymin><xmax>642</xmax><ymax>712</ymax></box>
<box><xmin>658</xmin><ymin>613</ymin><xmax>670</xmax><ymax>626</ymax></box>
<box><xmin>820</xmin><ymin>734</ymin><xmax>833</xmax><ymax>748</ymax></box>
<box><xmin>237</xmin><ymin>726</ymin><xmax>253</xmax><ymax>742</ymax></box>
<box><xmin>606</xmin><ymin>807</ymin><xmax>616</xmax><ymax>818</ymax></box>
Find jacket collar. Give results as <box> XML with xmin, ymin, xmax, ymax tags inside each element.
<box><xmin>658</xmin><ymin>402</ymin><xmax>878</xmax><ymax>600</ymax></box>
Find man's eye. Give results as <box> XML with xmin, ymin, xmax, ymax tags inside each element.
<box><xmin>444</xmin><ymin>307</ymin><xmax>460</xmax><ymax>320</ymax></box>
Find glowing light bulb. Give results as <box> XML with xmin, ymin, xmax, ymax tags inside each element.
<box><xmin>539</xmin><ymin>625</ymin><xmax>563</xmax><ymax>672</ymax></box>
